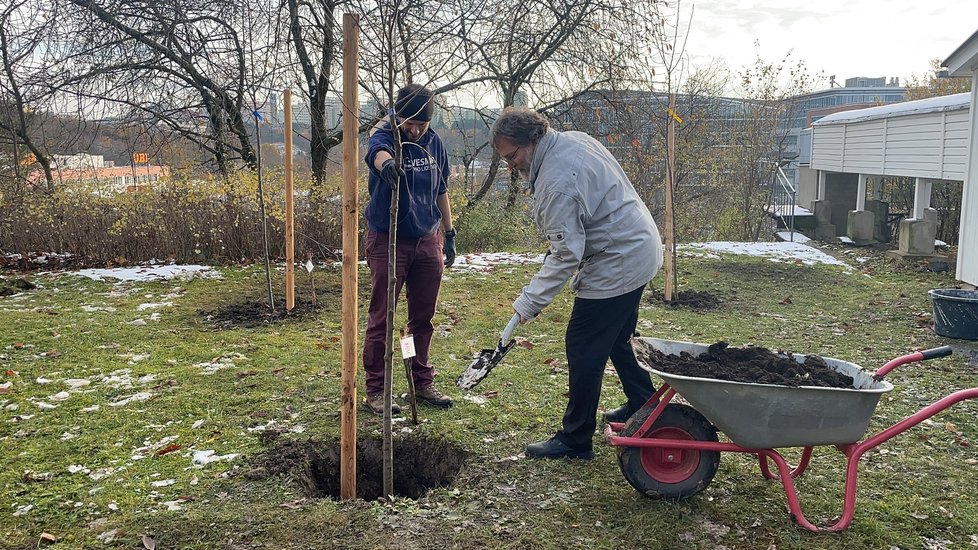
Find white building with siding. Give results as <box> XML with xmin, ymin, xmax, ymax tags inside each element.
<box><xmin>943</xmin><ymin>30</ymin><xmax>978</xmax><ymax>288</ymax></box>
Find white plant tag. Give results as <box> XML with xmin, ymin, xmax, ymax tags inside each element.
<box><xmin>400</xmin><ymin>334</ymin><xmax>416</xmax><ymax>359</ymax></box>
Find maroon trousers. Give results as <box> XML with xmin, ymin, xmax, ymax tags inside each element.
<box><xmin>362</xmin><ymin>229</ymin><xmax>444</xmax><ymax>395</ymax></box>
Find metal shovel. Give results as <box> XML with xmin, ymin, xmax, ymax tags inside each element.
<box><xmin>456</xmin><ymin>313</ymin><xmax>521</xmax><ymax>390</ymax></box>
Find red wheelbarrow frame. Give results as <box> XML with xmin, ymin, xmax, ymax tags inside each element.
<box><xmin>605</xmin><ymin>346</ymin><xmax>978</xmax><ymax>532</ymax></box>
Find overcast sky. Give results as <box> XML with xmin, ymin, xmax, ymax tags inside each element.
<box><xmin>682</xmin><ymin>2</ymin><xmax>975</xmax><ymax>90</ymax></box>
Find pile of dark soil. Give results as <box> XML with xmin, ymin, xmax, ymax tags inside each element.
<box><xmin>0</xmin><ymin>277</ymin><xmax>36</xmax><ymax>296</ymax></box>
<box><xmin>202</xmin><ymin>297</ymin><xmax>324</xmax><ymax>328</ymax></box>
<box><xmin>636</xmin><ymin>341</ymin><xmax>855</xmax><ymax>388</ymax></box>
<box><xmin>646</xmin><ymin>288</ymin><xmax>723</xmax><ymax>311</ymax></box>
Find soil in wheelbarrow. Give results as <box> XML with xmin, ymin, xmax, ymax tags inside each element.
<box><xmin>636</xmin><ymin>341</ymin><xmax>855</xmax><ymax>388</ymax></box>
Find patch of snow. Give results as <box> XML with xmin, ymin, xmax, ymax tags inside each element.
<box><xmin>191</xmin><ymin>449</ymin><xmax>239</xmax><ymax>468</ymax></box>
<box><xmin>89</xmin><ymin>468</ymin><xmax>115</xmax><ymax>481</ymax></box>
<box><xmin>72</xmin><ymin>264</ymin><xmax>220</xmax><ymax>282</ymax></box>
<box><xmin>462</xmin><ymin>394</ymin><xmax>488</xmax><ymax>405</ymax></box>
<box><xmin>680</xmin><ymin>241</ymin><xmax>850</xmax><ymax>268</ymax></box>
<box><xmin>80</xmin><ymin>304</ymin><xmax>117</xmax><ymax>313</ymax></box>
<box><xmin>122</xmin><ymin>353</ymin><xmax>150</xmax><ymax>364</ymax></box>
<box><xmin>101</xmin><ymin>370</ymin><xmax>133</xmax><ymax>387</ymax></box>
<box><xmin>161</xmin><ymin>500</ymin><xmax>184</xmax><ymax>511</ymax></box>
<box><xmin>193</xmin><ymin>353</ymin><xmax>245</xmax><ymax>374</ymax></box>
<box><xmin>64</xmin><ymin>378</ymin><xmax>91</xmax><ymax>390</ymax></box>
<box><xmin>775</xmin><ymin>231</ymin><xmax>811</xmax><ymax>244</ymax></box>
<box><xmin>107</xmin><ymin>392</ymin><xmax>152</xmax><ymax>407</ymax></box>
<box><xmin>449</xmin><ymin>252</ymin><xmax>545</xmax><ymax>272</ymax></box>
<box><xmin>136</xmin><ymin>301</ymin><xmax>173</xmax><ymax>311</ymax></box>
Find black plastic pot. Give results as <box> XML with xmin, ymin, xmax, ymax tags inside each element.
<box><xmin>929</xmin><ymin>289</ymin><xmax>978</xmax><ymax>341</ymax></box>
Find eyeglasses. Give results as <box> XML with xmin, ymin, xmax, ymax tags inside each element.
<box><xmin>500</xmin><ymin>145</ymin><xmax>523</xmax><ymax>164</ymax></box>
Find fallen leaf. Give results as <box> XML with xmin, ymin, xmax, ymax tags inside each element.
<box><xmin>13</xmin><ymin>342</ymin><xmax>24</xmax><ymax>349</ymax></box>
<box><xmin>945</xmin><ymin>422</ymin><xmax>959</xmax><ymax>433</ymax></box>
<box><xmin>156</xmin><ymin>444</ymin><xmax>183</xmax><ymax>456</ymax></box>
<box><xmin>780</xmin><ymin>296</ymin><xmax>792</xmax><ymax>305</ymax></box>
<box><xmin>141</xmin><ymin>534</ymin><xmax>157</xmax><ymax>549</ymax></box>
<box><xmin>517</xmin><ymin>339</ymin><xmax>534</xmax><ymax>349</ymax></box>
<box><xmin>39</xmin><ymin>532</ymin><xmax>58</xmax><ymax>544</ymax></box>
<box><xmin>235</xmin><ymin>371</ymin><xmax>258</xmax><ymax>378</ymax></box>
<box><xmin>273</xmin><ymin>368</ymin><xmax>286</xmax><ymax>377</ymax></box>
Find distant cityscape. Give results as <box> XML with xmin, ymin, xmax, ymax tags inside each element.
<box><xmin>34</xmin><ymin>77</ymin><xmax>908</xmax><ymax>194</ymax></box>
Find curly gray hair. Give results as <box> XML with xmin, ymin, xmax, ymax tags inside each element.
<box><xmin>489</xmin><ymin>107</ymin><xmax>550</xmax><ymax>147</ymax></box>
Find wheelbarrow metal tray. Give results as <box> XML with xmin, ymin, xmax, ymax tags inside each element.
<box><xmin>634</xmin><ymin>337</ymin><xmax>894</xmax><ymax>449</ymax></box>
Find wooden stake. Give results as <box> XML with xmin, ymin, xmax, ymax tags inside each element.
<box><xmin>284</xmin><ymin>89</ymin><xmax>295</xmax><ymax>311</ymax></box>
<box><xmin>664</xmin><ymin>93</ymin><xmax>677</xmax><ymax>302</ymax></box>
<box><xmin>340</xmin><ymin>12</ymin><xmax>360</xmax><ymax>502</ymax></box>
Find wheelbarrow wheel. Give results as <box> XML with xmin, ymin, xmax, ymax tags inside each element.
<box><xmin>617</xmin><ymin>403</ymin><xmax>720</xmax><ymax>500</ymax></box>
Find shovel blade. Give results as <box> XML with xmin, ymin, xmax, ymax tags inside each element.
<box><xmin>455</xmin><ymin>340</ymin><xmax>516</xmax><ymax>390</ymax></box>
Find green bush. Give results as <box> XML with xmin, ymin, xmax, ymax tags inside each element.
<box><xmin>455</xmin><ymin>198</ymin><xmax>543</xmax><ymax>253</ymax></box>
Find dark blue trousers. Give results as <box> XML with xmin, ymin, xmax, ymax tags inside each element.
<box><xmin>555</xmin><ymin>284</ymin><xmax>654</xmax><ymax>450</ymax></box>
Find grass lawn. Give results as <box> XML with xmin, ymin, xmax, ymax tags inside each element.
<box><xmin>2</xmin><ymin>242</ymin><xmax>977</xmax><ymax>549</ymax></box>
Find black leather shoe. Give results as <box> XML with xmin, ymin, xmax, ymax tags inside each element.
<box><xmin>602</xmin><ymin>403</ymin><xmax>632</xmax><ymax>424</ymax></box>
<box><xmin>525</xmin><ymin>437</ymin><xmax>594</xmax><ymax>460</ymax></box>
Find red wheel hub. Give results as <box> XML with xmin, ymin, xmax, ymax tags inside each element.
<box><xmin>640</xmin><ymin>426</ymin><xmax>699</xmax><ymax>483</ymax></box>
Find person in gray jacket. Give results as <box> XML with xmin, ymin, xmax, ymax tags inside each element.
<box><xmin>490</xmin><ymin>107</ymin><xmax>663</xmax><ymax>459</ymax></box>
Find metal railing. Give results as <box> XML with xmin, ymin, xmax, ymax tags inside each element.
<box><xmin>769</xmin><ymin>163</ymin><xmax>798</xmax><ymax>241</ymax></box>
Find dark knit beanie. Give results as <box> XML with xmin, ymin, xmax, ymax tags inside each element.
<box><xmin>394</xmin><ymin>84</ymin><xmax>434</xmax><ymax>122</ymax></box>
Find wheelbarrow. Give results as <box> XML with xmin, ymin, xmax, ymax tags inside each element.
<box><xmin>605</xmin><ymin>337</ymin><xmax>976</xmax><ymax>532</ymax></box>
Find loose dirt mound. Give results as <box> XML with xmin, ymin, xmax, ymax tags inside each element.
<box><xmin>636</xmin><ymin>341</ymin><xmax>855</xmax><ymax>388</ymax></box>
<box><xmin>0</xmin><ymin>277</ymin><xmax>36</xmax><ymax>296</ymax></box>
<box><xmin>201</xmin><ymin>297</ymin><xmax>324</xmax><ymax>328</ymax></box>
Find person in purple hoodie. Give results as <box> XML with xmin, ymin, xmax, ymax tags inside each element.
<box><xmin>362</xmin><ymin>84</ymin><xmax>456</xmax><ymax>415</ymax></box>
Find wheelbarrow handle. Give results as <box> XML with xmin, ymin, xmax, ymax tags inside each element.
<box><xmin>920</xmin><ymin>346</ymin><xmax>953</xmax><ymax>360</ymax></box>
<box><xmin>875</xmin><ymin>346</ymin><xmax>953</xmax><ymax>378</ymax></box>
<box><xmin>500</xmin><ymin>313</ymin><xmax>520</xmax><ymax>344</ymax></box>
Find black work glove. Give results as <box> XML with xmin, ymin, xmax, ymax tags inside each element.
<box><xmin>443</xmin><ymin>228</ymin><xmax>457</xmax><ymax>268</ymax></box>
<box><xmin>380</xmin><ymin>158</ymin><xmax>404</xmax><ymax>189</ymax></box>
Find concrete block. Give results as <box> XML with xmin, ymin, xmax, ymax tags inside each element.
<box><xmin>812</xmin><ymin>200</ymin><xmax>832</xmax><ymax>225</ymax></box>
<box><xmin>846</xmin><ymin>210</ymin><xmax>876</xmax><ymax>245</ymax></box>
<box><xmin>898</xmin><ymin>218</ymin><xmax>937</xmax><ymax>255</ymax></box>
<box><xmin>814</xmin><ymin>223</ymin><xmax>837</xmax><ymax>242</ymax></box>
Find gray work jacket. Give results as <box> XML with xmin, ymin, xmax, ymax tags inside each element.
<box><xmin>513</xmin><ymin>129</ymin><xmax>663</xmax><ymax>321</ymax></box>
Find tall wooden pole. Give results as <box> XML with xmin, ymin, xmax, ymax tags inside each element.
<box><xmin>663</xmin><ymin>93</ymin><xmax>677</xmax><ymax>302</ymax></box>
<box><xmin>284</xmin><ymin>89</ymin><xmax>295</xmax><ymax>312</ymax></box>
<box><xmin>340</xmin><ymin>13</ymin><xmax>360</xmax><ymax>501</ymax></box>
